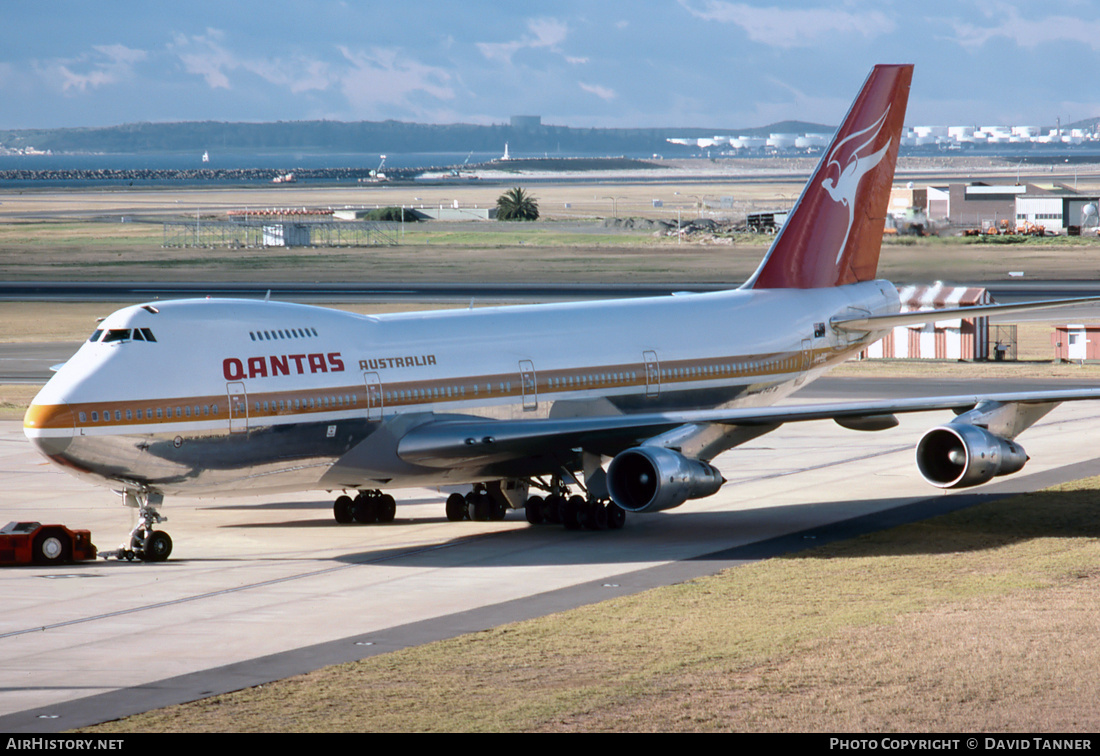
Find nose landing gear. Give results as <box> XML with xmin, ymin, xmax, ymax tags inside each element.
<box><xmin>103</xmin><ymin>489</ymin><xmax>173</xmax><ymax>562</ymax></box>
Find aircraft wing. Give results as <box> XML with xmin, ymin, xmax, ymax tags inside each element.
<box><xmin>832</xmin><ymin>295</ymin><xmax>1100</xmax><ymax>331</ymax></box>
<box><xmin>396</xmin><ymin>388</ymin><xmax>1100</xmax><ymax>468</ymax></box>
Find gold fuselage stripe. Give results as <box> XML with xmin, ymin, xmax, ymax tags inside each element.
<box><xmin>26</xmin><ymin>347</ymin><xmax>832</xmax><ymax>431</ymax></box>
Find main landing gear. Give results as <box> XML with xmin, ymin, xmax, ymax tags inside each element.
<box><xmin>333</xmin><ymin>490</ymin><xmax>397</xmax><ymax>525</ymax></box>
<box><xmin>446</xmin><ymin>478</ymin><xmax>628</xmax><ymax>531</ymax></box>
<box><xmin>524</xmin><ymin>494</ymin><xmax>626</xmax><ymax>531</ymax></box>
<box><xmin>105</xmin><ymin>490</ymin><xmax>173</xmax><ymax>562</ymax></box>
<box><xmin>445</xmin><ymin>484</ymin><xmax>509</xmax><ymax>522</ymax></box>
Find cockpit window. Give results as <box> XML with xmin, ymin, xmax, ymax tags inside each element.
<box><xmin>93</xmin><ymin>328</ymin><xmax>157</xmax><ymax>343</ymax></box>
<box><xmin>102</xmin><ymin>329</ymin><xmax>132</xmax><ymax>342</ymax></box>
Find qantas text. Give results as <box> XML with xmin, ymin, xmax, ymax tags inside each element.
<box><xmin>223</xmin><ymin>352</ymin><xmax>345</xmax><ymax>381</ymax></box>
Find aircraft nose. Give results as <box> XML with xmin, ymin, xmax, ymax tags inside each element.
<box><xmin>23</xmin><ymin>402</ymin><xmax>74</xmax><ymax>456</ymax></box>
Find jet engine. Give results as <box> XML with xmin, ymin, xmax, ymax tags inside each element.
<box><xmin>606</xmin><ymin>446</ymin><xmax>724</xmax><ymax>513</ymax></box>
<box><xmin>915</xmin><ymin>423</ymin><xmax>1028</xmax><ymax>489</ymax></box>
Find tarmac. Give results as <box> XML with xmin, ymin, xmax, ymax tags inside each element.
<box><xmin>3</xmin><ymin>391</ymin><xmax>1100</xmax><ymax>732</ymax></box>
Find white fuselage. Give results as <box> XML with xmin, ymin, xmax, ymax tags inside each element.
<box><xmin>24</xmin><ymin>281</ymin><xmax>899</xmax><ymax>497</ymax></box>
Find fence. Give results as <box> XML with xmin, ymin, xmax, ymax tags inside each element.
<box><xmin>163</xmin><ymin>219</ymin><xmax>399</xmax><ymax>248</ymax></box>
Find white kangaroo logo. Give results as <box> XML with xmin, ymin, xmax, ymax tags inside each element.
<box><xmin>822</xmin><ymin>106</ymin><xmax>892</xmax><ymax>264</ymax></box>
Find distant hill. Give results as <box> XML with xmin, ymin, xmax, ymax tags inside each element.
<box><xmin>706</xmin><ymin>120</ymin><xmax>834</xmax><ymax>137</ymax></box>
<box><xmin>0</xmin><ymin>119</ymin><xmax>836</xmax><ymax>156</ymax></box>
<box><xmin>1067</xmin><ymin>117</ymin><xmax>1100</xmax><ymax>133</ymax></box>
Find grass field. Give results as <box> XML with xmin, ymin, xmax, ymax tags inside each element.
<box><xmin>1</xmin><ymin>227</ymin><xmax>1099</xmax><ymax>284</ymax></box>
<box><xmin>3</xmin><ymin>175</ymin><xmax>1100</xmax><ymax>283</ymax></box>
<box><xmin>79</xmin><ymin>476</ymin><xmax>1100</xmax><ymax>733</ymax></box>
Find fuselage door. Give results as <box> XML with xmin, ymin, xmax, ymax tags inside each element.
<box><xmin>519</xmin><ymin>359</ymin><xmax>537</xmax><ymax>411</ymax></box>
<box><xmin>363</xmin><ymin>372</ymin><xmax>383</xmax><ymax>421</ymax></box>
<box><xmin>794</xmin><ymin>338</ymin><xmax>812</xmax><ymax>386</ymax></box>
<box><xmin>644</xmin><ymin>350</ymin><xmax>660</xmax><ymax>398</ymax></box>
<box><xmin>227</xmin><ymin>382</ymin><xmax>248</xmax><ymax>433</ymax></box>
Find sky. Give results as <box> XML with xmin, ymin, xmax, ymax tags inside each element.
<box><xmin>2</xmin><ymin>1</ymin><xmax>1098</xmax><ymax>132</ymax></box>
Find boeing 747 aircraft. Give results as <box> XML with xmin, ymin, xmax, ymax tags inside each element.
<box><xmin>23</xmin><ymin>65</ymin><xmax>1100</xmax><ymax>561</ymax></box>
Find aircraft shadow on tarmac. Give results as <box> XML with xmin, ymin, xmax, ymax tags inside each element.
<box><xmin>28</xmin><ymin>486</ymin><xmax>1094</xmax><ymax>579</ymax></box>
<box><xmin>207</xmin><ymin>496</ymin><xmax>439</xmax><ymax>512</ymax></box>
<box><xmin>179</xmin><ymin>486</ymin><xmax>1098</xmax><ymax>569</ymax></box>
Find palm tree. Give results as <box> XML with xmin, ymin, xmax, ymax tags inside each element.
<box><xmin>496</xmin><ymin>186</ymin><xmax>539</xmax><ymax>221</ymax></box>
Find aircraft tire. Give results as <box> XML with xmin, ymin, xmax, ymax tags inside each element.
<box><xmin>543</xmin><ymin>494</ymin><xmax>563</xmax><ymax>524</ymax></box>
<box><xmin>445</xmin><ymin>493</ymin><xmax>467</xmax><ymax>521</ymax></box>
<box><xmin>334</xmin><ymin>495</ymin><xmax>355</xmax><ymax>524</ymax></box>
<box><xmin>353</xmin><ymin>496</ymin><xmax>378</xmax><ymax>524</ymax></box>
<box><xmin>141</xmin><ymin>531</ymin><xmax>173</xmax><ymax>562</ymax></box>
<box><xmin>467</xmin><ymin>492</ymin><xmax>491</xmax><ymax>521</ymax></box>
<box><xmin>607</xmin><ymin>503</ymin><xmax>627</xmax><ymax>530</ymax></box>
<box><xmin>525</xmin><ymin>495</ymin><xmax>545</xmax><ymax>525</ymax></box>
<box><xmin>562</xmin><ymin>495</ymin><xmax>585</xmax><ymax>530</ymax></box>
<box><xmin>585</xmin><ymin>501</ymin><xmax>609</xmax><ymax>531</ymax></box>
<box><xmin>377</xmin><ymin>494</ymin><xmax>396</xmax><ymax>523</ymax></box>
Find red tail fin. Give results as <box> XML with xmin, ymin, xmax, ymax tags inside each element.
<box><xmin>747</xmin><ymin>64</ymin><xmax>912</xmax><ymax>289</ymax></box>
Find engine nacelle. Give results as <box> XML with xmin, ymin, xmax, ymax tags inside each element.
<box><xmin>606</xmin><ymin>446</ymin><xmax>724</xmax><ymax>513</ymax></box>
<box><xmin>915</xmin><ymin>424</ymin><xmax>1028</xmax><ymax>489</ymax></box>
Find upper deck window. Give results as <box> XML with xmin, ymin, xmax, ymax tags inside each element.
<box><xmin>249</xmin><ymin>326</ymin><xmax>318</xmax><ymax>341</ymax></box>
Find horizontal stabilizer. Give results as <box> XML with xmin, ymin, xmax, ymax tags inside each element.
<box><xmin>832</xmin><ymin>295</ymin><xmax>1100</xmax><ymax>331</ymax></box>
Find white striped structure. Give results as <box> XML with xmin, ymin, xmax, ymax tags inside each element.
<box><xmin>863</xmin><ymin>284</ymin><xmax>991</xmax><ymax>360</ymax></box>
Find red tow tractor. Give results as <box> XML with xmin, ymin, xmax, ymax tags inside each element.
<box><xmin>0</xmin><ymin>522</ymin><xmax>97</xmax><ymax>565</ymax></box>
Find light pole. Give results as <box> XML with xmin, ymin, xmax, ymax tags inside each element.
<box><xmin>603</xmin><ymin>195</ymin><xmax>625</xmax><ymax>218</ymax></box>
